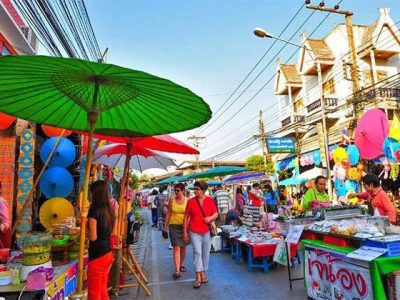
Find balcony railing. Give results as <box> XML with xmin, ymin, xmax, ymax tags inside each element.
<box><xmin>354</xmin><ymin>87</ymin><xmax>400</xmax><ymax>103</ymax></box>
<box><xmin>306</xmin><ymin>98</ymin><xmax>338</xmax><ymax>113</ymax></box>
<box><xmin>281</xmin><ymin>114</ymin><xmax>306</xmax><ymax>127</ymax></box>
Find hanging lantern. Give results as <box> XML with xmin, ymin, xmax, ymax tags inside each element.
<box><xmin>347</xmin><ymin>144</ymin><xmax>360</xmax><ymax>166</ymax></box>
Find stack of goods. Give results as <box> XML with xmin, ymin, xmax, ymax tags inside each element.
<box><xmin>219</xmin><ymin>225</ymin><xmax>248</xmax><ymax>238</ymax></box>
<box><xmin>240</xmin><ymin>231</ymin><xmax>282</xmax><ymax>244</ymax></box>
<box><xmin>306</xmin><ymin>217</ymin><xmax>385</xmax><ymax>238</ymax></box>
<box><xmin>67</xmin><ymin>227</ymin><xmax>81</xmax><ymax>260</ymax></box>
<box><xmin>242</xmin><ymin>205</ymin><xmax>260</xmax><ymax>227</ymax></box>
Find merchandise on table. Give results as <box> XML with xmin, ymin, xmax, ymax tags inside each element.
<box><xmin>22</xmin><ymin>233</ymin><xmax>52</xmax><ymax>266</ymax></box>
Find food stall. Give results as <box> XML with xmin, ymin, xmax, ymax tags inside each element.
<box><xmin>297</xmin><ymin>205</ymin><xmax>400</xmax><ymax>300</ymax></box>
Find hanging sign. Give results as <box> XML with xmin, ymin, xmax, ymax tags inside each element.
<box><xmin>305</xmin><ymin>246</ymin><xmax>373</xmax><ymax>300</ymax></box>
<box><xmin>266</xmin><ymin>138</ymin><xmax>295</xmax><ymax>153</ymax></box>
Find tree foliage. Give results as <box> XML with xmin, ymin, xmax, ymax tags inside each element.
<box><xmin>245</xmin><ymin>154</ymin><xmax>274</xmax><ymax>174</ymax></box>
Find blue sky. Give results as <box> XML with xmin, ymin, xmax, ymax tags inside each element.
<box><xmin>81</xmin><ymin>0</ymin><xmax>400</xmax><ymax>172</ymax></box>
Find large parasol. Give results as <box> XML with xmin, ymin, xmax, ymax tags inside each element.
<box><xmin>0</xmin><ymin>55</ymin><xmax>211</xmax><ymax>293</ymax></box>
<box><xmin>354</xmin><ymin>109</ymin><xmax>388</xmax><ymax>160</ymax></box>
<box><xmin>39</xmin><ymin>197</ymin><xmax>75</xmax><ymax>229</ymax></box>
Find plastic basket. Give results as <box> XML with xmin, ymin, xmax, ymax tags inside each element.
<box><xmin>323</xmin><ymin>235</ymin><xmax>349</xmax><ymax>247</ymax></box>
<box><xmin>361</xmin><ymin>240</ymin><xmax>400</xmax><ymax>257</ymax></box>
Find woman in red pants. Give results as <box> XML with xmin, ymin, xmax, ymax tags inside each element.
<box><xmin>88</xmin><ymin>180</ymin><xmax>116</xmax><ymax>300</ymax></box>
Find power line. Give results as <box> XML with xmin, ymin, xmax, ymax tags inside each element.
<box><xmin>195</xmin><ymin>2</ymin><xmax>307</xmax><ymax>135</ymax></box>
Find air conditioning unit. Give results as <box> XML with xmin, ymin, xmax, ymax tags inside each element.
<box><xmin>20</xmin><ymin>26</ymin><xmax>38</xmax><ymax>52</ymax></box>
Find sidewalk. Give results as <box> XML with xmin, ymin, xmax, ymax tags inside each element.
<box><xmin>114</xmin><ymin>210</ymin><xmax>307</xmax><ymax>300</ymax></box>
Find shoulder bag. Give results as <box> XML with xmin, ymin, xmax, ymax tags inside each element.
<box><xmin>195</xmin><ymin>197</ymin><xmax>218</xmax><ymax>236</ymax></box>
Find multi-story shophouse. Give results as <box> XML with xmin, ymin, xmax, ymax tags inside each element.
<box><xmin>273</xmin><ymin>8</ymin><xmax>400</xmax><ymax>172</ymax></box>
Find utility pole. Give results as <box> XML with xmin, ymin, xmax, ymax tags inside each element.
<box><xmin>187</xmin><ymin>135</ymin><xmax>205</xmax><ymax>170</ymax></box>
<box><xmin>253</xmin><ymin>110</ymin><xmax>268</xmax><ymax>173</ymax></box>
<box><xmin>306</xmin><ymin>3</ymin><xmax>360</xmax><ymax>117</ymax></box>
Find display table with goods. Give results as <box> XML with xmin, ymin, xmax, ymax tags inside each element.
<box><xmin>300</xmin><ymin>207</ymin><xmax>400</xmax><ymax>300</ymax></box>
<box><xmin>219</xmin><ymin>225</ymin><xmax>300</xmax><ymax>272</ymax></box>
<box><xmin>0</xmin><ymin>219</ymin><xmax>86</xmax><ymax>299</ymax></box>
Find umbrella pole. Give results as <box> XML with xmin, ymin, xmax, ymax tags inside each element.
<box><xmin>77</xmin><ymin>111</ymin><xmax>99</xmax><ymax>295</ymax></box>
<box><xmin>117</xmin><ymin>143</ymin><xmax>132</xmax><ymax>236</ymax></box>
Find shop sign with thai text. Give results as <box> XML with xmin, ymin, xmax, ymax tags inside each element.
<box><xmin>305</xmin><ymin>247</ymin><xmax>373</xmax><ymax>300</ymax></box>
<box><xmin>266</xmin><ymin>138</ymin><xmax>295</xmax><ymax>153</ymax></box>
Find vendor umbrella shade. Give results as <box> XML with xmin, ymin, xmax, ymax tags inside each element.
<box><xmin>0</xmin><ymin>55</ymin><xmax>211</xmax><ymax>293</ymax></box>
<box><xmin>355</xmin><ymin>109</ymin><xmax>389</xmax><ymax>160</ymax></box>
<box><xmin>298</xmin><ymin>167</ymin><xmax>327</xmax><ymax>181</ymax></box>
<box><xmin>39</xmin><ymin>167</ymin><xmax>74</xmax><ymax>198</ymax></box>
<box><xmin>39</xmin><ymin>197</ymin><xmax>75</xmax><ymax>229</ymax></box>
<box><xmin>223</xmin><ymin>171</ymin><xmax>271</xmax><ymax>185</ymax></box>
<box><xmin>40</xmin><ymin>137</ymin><xmax>76</xmax><ymax>168</ymax></box>
<box><xmin>207</xmin><ymin>180</ymin><xmax>222</xmax><ymax>186</ymax></box>
<box><xmin>92</xmin><ymin>143</ymin><xmax>176</xmax><ymax>172</ymax></box>
<box><xmin>42</xmin><ymin>125</ymin><xmax>72</xmax><ymax>137</ymax></box>
<box><xmin>279</xmin><ymin>177</ymin><xmax>308</xmax><ymax>186</ymax></box>
<box><xmin>186</xmin><ymin>166</ymin><xmax>249</xmax><ymax>180</ymax></box>
<box><xmin>157</xmin><ymin>176</ymin><xmax>181</xmax><ymax>185</ymax></box>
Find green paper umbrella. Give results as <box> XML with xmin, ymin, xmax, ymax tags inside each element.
<box><xmin>0</xmin><ymin>55</ymin><xmax>211</xmax><ymax>136</ymax></box>
<box><xmin>0</xmin><ymin>55</ymin><xmax>211</xmax><ymax>294</ymax></box>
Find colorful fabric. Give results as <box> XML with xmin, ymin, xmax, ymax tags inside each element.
<box><xmin>0</xmin><ymin>197</ymin><xmax>10</xmax><ymax>229</ymax></box>
<box><xmin>186</xmin><ymin>196</ymin><xmax>217</xmax><ymax>234</ymax></box>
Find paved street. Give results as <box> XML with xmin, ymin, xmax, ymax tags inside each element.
<box><xmin>114</xmin><ymin>209</ymin><xmax>307</xmax><ymax>300</ymax></box>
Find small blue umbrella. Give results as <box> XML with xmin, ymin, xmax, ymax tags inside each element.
<box><xmin>383</xmin><ymin>137</ymin><xmax>400</xmax><ymax>163</ymax></box>
<box><xmin>40</xmin><ymin>137</ymin><xmax>76</xmax><ymax>168</ymax></box>
<box><xmin>207</xmin><ymin>180</ymin><xmax>222</xmax><ymax>186</ymax></box>
<box><xmin>39</xmin><ymin>167</ymin><xmax>74</xmax><ymax>198</ymax></box>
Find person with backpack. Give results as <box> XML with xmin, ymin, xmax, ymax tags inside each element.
<box><xmin>263</xmin><ymin>185</ymin><xmax>279</xmax><ymax>214</ymax></box>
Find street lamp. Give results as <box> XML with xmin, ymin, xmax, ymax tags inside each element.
<box><xmin>254</xmin><ymin>27</ymin><xmax>332</xmax><ymax>197</ymax></box>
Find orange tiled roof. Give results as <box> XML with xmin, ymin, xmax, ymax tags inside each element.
<box><xmin>281</xmin><ymin>64</ymin><xmax>301</xmax><ymax>84</ymax></box>
<box><xmin>307</xmin><ymin>39</ymin><xmax>335</xmax><ymax>60</ymax></box>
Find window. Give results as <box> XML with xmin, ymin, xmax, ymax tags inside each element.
<box><xmin>377</xmin><ymin>70</ymin><xmax>388</xmax><ymax>82</ymax></box>
<box><xmin>323</xmin><ymin>78</ymin><xmax>335</xmax><ymax>95</ymax></box>
<box><xmin>363</xmin><ymin>70</ymin><xmax>372</xmax><ymax>87</ymax></box>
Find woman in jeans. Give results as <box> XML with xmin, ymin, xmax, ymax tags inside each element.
<box><xmin>88</xmin><ymin>180</ymin><xmax>116</xmax><ymax>300</ymax></box>
<box><xmin>163</xmin><ymin>183</ymin><xmax>189</xmax><ymax>279</ymax></box>
<box><xmin>183</xmin><ymin>181</ymin><xmax>218</xmax><ymax>289</ymax></box>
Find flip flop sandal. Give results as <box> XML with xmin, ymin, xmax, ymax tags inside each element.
<box><xmin>172</xmin><ymin>271</ymin><xmax>181</xmax><ymax>279</ymax></box>
<box><xmin>193</xmin><ymin>281</ymin><xmax>201</xmax><ymax>289</ymax></box>
<box><xmin>179</xmin><ymin>266</ymin><xmax>187</xmax><ymax>272</ymax></box>
<box><xmin>201</xmin><ymin>278</ymin><xmax>208</xmax><ymax>284</ymax></box>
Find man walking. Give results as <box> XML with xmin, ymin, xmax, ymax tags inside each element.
<box><xmin>213</xmin><ymin>185</ymin><xmax>231</xmax><ymax>224</ymax></box>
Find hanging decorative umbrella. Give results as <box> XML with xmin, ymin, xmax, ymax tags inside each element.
<box><xmin>355</xmin><ymin>109</ymin><xmax>388</xmax><ymax>160</ymax></box>
<box><xmin>39</xmin><ymin>167</ymin><xmax>74</xmax><ymax>198</ymax></box>
<box><xmin>0</xmin><ymin>55</ymin><xmax>210</xmax><ymax>293</ymax></box>
<box><xmin>39</xmin><ymin>197</ymin><xmax>75</xmax><ymax>229</ymax></box>
<box><xmin>42</xmin><ymin>125</ymin><xmax>72</xmax><ymax>137</ymax></box>
<box><xmin>223</xmin><ymin>170</ymin><xmax>271</xmax><ymax>185</ymax></box>
<box><xmin>40</xmin><ymin>137</ymin><xmax>76</xmax><ymax>168</ymax></box>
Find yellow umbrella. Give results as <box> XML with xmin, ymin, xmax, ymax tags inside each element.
<box><xmin>39</xmin><ymin>197</ymin><xmax>75</xmax><ymax>229</ymax></box>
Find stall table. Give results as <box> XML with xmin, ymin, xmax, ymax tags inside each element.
<box><xmin>302</xmin><ymin>239</ymin><xmax>400</xmax><ymax>300</ymax></box>
<box><xmin>0</xmin><ymin>259</ymin><xmax>86</xmax><ymax>300</ymax></box>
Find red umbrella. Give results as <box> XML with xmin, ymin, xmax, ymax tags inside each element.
<box><xmin>0</xmin><ymin>113</ymin><xmax>16</xmax><ymax>130</ymax></box>
<box><xmin>93</xmin><ymin>143</ymin><xmax>162</xmax><ymax>158</ymax></box>
<box><xmin>355</xmin><ymin>109</ymin><xmax>388</xmax><ymax>159</ymax></box>
<box><xmin>80</xmin><ymin>132</ymin><xmax>198</xmax><ymax>155</ymax></box>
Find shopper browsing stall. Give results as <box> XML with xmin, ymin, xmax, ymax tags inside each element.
<box><xmin>88</xmin><ymin>180</ymin><xmax>116</xmax><ymax>300</ymax></box>
<box><xmin>249</xmin><ymin>183</ymin><xmax>263</xmax><ymax>207</ymax></box>
<box><xmin>302</xmin><ymin>176</ymin><xmax>331</xmax><ymax>210</ymax></box>
<box><xmin>263</xmin><ymin>185</ymin><xmax>279</xmax><ymax>214</ymax></box>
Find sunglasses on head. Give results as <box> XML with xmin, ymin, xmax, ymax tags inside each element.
<box><xmin>194</xmin><ymin>187</ymin><xmax>202</xmax><ymax>191</ymax></box>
